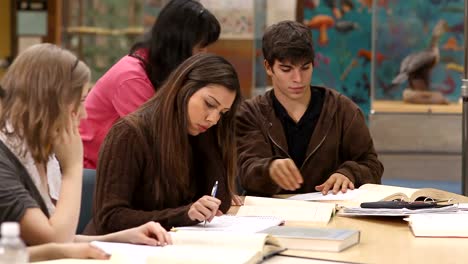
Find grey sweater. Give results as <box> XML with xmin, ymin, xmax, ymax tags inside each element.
<box><xmin>0</xmin><ymin>140</ymin><xmax>49</xmax><ymax>224</ymax></box>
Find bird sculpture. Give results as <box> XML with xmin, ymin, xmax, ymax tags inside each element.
<box><xmin>391</xmin><ymin>20</ymin><xmax>448</xmax><ymax>92</ymax></box>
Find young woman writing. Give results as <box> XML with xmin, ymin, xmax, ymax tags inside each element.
<box><xmin>90</xmin><ymin>53</ymin><xmax>242</xmax><ymax>234</ymax></box>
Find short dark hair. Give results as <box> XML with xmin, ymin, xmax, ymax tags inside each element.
<box><xmin>262</xmin><ymin>20</ymin><xmax>315</xmax><ymax>67</ymax></box>
<box><xmin>131</xmin><ymin>0</ymin><xmax>220</xmax><ymax>90</ymax></box>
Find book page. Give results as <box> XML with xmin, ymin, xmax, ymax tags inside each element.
<box><xmin>174</xmin><ymin>215</ymin><xmax>283</xmax><ymax>233</ymax></box>
<box><xmin>244</xmin><ymin>196</ymin><xmax>336</xmax><ymax>208</ymax></box>
<box><xmin>237</xmin><ymin>205</ymin><xmax>333</xmax><ymax>223</ymax></box>
<box><xmin>146</xmin><ymin>245</ymin><xmax>263</xmax><ymax>264</ymax></box>
<box><xmin>92</xmin><ymin>232</ymin><xmax>280</xmax><ymax>264</ymax></box>
<box><xmin>410</xmin><ymin>188</ymin><xmax>467</xmax><ymax>202</ymax></box>
<box><xmin>33</xmin><ymin>260</ymin><xmax>111</xmax><ymax>264</ymax></box>
<box><xmin>92</xmin><ymin>242</ymin><xmax>262</xmax><ymax>264</ymax></box>
<box><xmin>357</xmin><ymin>184</ymin><xmax>418</xmax><ymax>202</ymax></box>
<box><xmin>91</xmin><ymin>242</ymin><xmax>162</xmax><ymax>264</ymax></box>
<box><xmin>170</xmin><ymin>231</ymin><xmax>277</xmax><ymax>250</ymax></box>
<box><xmin>240</xmin><ymin>196</ymin><xmax>335</xmax><ymax>223</ymax></box>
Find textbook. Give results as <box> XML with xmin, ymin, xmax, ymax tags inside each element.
<box><xmin>259</xmin><ymin>226</ymin><xmax>360</xmax><ymax>252</ymax></box>
<box><xmin>236</xmin><ymin>196</ymin><xmax>336</xmax><ymax>224</ymax></box>
<box><xmin>353</xmin><ymin>184</ymin><xmax>468</xmax><ymax>203</ymax></box>
<box><xmin>338</xmin><ymin>204</ymin><xmax>459</xmax><ymax>217</ymax></box>
<box><xmin>289</xmin><ymin>184</ymin><xmax>468</xmax><ymax>205</ymax></box>
<box><xmin>92</xmin><ymin>231</ymin><xmax>284</xmax><ymax>264</ymax></box>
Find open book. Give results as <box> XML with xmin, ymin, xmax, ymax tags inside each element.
<box><xmin>353</xmin><ymin>184</ymin><xmax>468</xmax><ymax>203</ymax></box>
<box><xmin>236</xmin><ymin>196</ymin><xmax>336</xmax><ymax>224</ymax></box>
<box><xmin>259</xmin><ymin>226</ymin><xmax>360</xmax><ymax>252</ymax></box>
<box><xmin>289</xmin><ymin>184</ymin><xmax>468</xmax><ymax>205</ymax></box>
<box><xmin>92</xmin><ymin>231</ymin><xmax>283</xmax><ymax>264</ymax></box>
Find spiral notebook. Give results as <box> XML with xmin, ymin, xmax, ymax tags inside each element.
<box><xmin>173</xmin><ymin>215</ymin><xmax>284</xmax><ymax>233</ymax></box>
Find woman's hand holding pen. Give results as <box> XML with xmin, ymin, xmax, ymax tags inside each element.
<box><xmin>188</xmin><ymin>196</ymin><xmax>222</xmax><ymax>222</ymax></box>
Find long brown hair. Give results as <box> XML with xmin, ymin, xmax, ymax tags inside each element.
<box><xmin>0</xmin><ymin>43</ymin><xmax>90</xmax><ymax>164</ymax></box>
<box><xmin>127</xmin><ymin>53</ymin><xmax>241</xmax><ymax>199</ymax></box>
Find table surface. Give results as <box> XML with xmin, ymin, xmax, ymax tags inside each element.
<box><xmin>267</xmin><ymin>213</ymin><xmax>468</xmax><ymax>264</ymax></box>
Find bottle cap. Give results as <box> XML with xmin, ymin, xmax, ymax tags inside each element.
<box><xmin>1</xmin><ymin>222</ymin><xmax>20</xmax><ymax>237</ymax></box>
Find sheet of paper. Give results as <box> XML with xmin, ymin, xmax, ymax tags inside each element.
<box><xmin>92</xmin><ymin>232</ymin><xmax>274</xmax><ymax>264</ymax></box>
<box><xmin>237</xmin><ymin>205</ymin><xmax>332</xmax><ymax>223</ymax></box>
<box><xmin>287</xmin><ymin>189</ymin><xmax>365</xmax><ymax>201</ymax></box>
<box><xmin>239</xmin><ymin>196</ymin><xmax>335</xmax><ymax>223</ymax></box>
<box><xmin>174</xmin><ymin>215</ymin><xmax>284</xmax><ymax>233</ymax></box>
<box><xmin>457</xmin><ymin>203</ymin><xmax>468</xmax><ymax>210</ymax></box>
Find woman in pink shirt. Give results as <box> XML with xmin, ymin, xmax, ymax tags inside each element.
<box><xmin>80</xmin><ymin>0</ymin><xmax>220</xmax><ymax>168</ymax></box>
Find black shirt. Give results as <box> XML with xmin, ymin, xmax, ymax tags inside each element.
<box><xmin>271</xmin><ymin>86</ymin><xmax>324</xmax><ymax>167</ymax></box>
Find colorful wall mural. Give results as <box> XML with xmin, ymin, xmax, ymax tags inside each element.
<box><xmin>143</xmin><ymin>0</ymin><xmax>465</xmax><ymax>115</ymax></box>
<box><xmin>303</xmin><ymin>0</ymin><xmax>464</xmax><ymax>115</ymax></box>
<box><xmin>303</xmin><ymin>0</ymin><xmax>373</xmax><ymax>116</ymax></box>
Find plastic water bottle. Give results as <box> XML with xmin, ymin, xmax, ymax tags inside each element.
<box><xmin>0</xmin><ymin>222</ymin><xmax>29</xmax><ymax>264</ymax></box>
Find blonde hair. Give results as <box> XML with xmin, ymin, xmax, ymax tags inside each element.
<box><xmin>0</xmin><ymin>43</ymin><xmax>90</xmax><ymax>164</ymax></box>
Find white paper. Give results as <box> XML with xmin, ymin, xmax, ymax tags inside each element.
<box><xmin>339</xmin><ymin>204</ymin><xmax>459</xmax><ymax>216</ymax></box>
<box><xmin>406</xmin><ymin>213</ymin><xmax>468</xmax><ymax>237</ymax></box>
<box><xmin>174</xmin><ymin>215</ymin><xmax>283</xmax><ymax>233</ymax></box>
<box><xmin>239</xmin><ymin>196</ymin><xmax>335</xmax><ymax>223</ymax></box>
<box><xmin>91</xmin><ymin>241</ymin><xmax>162</xmax><ymax>264</ymax></box>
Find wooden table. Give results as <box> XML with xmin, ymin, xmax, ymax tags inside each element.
<box><xmin>231</xmin><ymin>192</ymin><xmax>468</xmax><ymax>264</ymax></box>
<box><xmin>268</xmin><ymin>214</ymin><xmax>468</xmax><ymax>264</ymax></box>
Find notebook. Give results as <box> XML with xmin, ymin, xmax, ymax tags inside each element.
<box><xmin>259</xmin><ymin>226</ymin><xmax>360</xmax><ymax>252</ymax></box>
<box><xmin>92</xmin><ymin>231</ymin><xmax>284</xmax><ymax>264</ymax></box>
<box><xmin>173</xmin><ymin>215</ymin><xmax>284</xmax><ymax>233</ymax></box>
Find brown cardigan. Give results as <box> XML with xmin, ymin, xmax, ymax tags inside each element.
<box><xmin>86</xmin><ymin>119</ymin><xmax>231</xmax><ymax>234</ymax></box>
<box><xmin>236</xmin><ymin>86</ymin><xmax>383</xmax><ymax>196</ymax></box>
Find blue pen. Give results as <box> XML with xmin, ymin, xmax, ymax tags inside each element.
<box><xmin>204</xmin><ymin>181</ymin><xmax>218</xmax><ymax>227</ymax></box>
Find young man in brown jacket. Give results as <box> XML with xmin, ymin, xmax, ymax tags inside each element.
<box><xmin>236</xmin><ymin>20</ymin><xmax>383</xmax><ymax>197</ymax></box>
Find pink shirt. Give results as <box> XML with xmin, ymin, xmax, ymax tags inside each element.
<box><xmin>80</xmin><ymin>54</ymin><xmax>154</xmax><ymax>169</ymax></box>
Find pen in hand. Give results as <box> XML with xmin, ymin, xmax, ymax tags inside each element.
<box><xmin>204</xmin><ymin>180</ymin><xmax>218</xmax><ymax>227</ymax></box>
